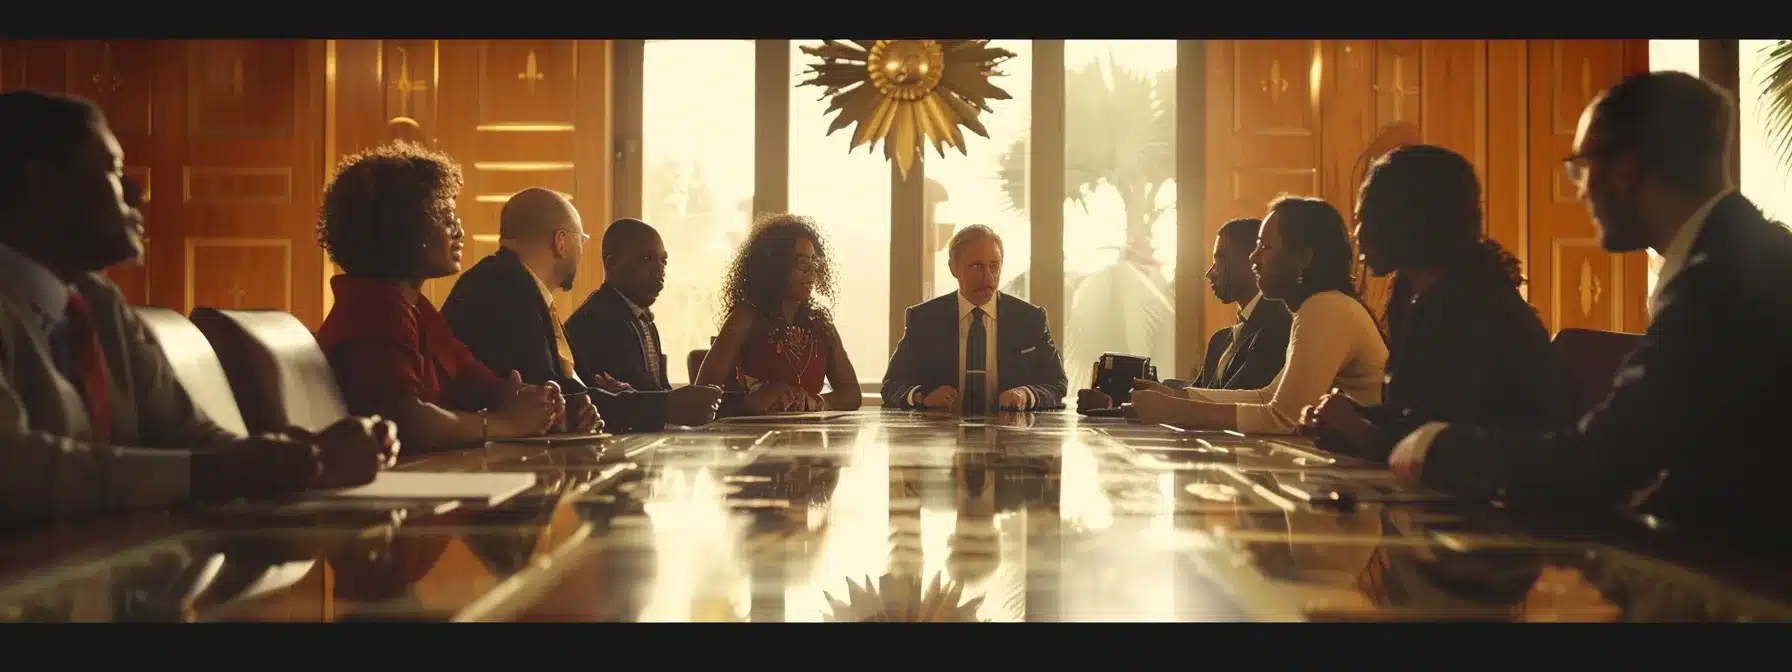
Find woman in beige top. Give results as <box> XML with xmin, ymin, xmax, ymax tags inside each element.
<box><xmin>1133</xmin><ymin>195</ymin><xmax>1388</xmax><ymax>434</ymax></box>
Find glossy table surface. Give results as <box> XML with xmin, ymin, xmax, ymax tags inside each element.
<box><xmin>1</xmin><ymin>411</ymin><xmax>1787</xmax><ymax>622</ymax></box>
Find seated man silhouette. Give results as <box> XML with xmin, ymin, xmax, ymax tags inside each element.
<box><xmin>442</xmin><ymin>188</ymin><xmax>614</xmax><ymax>428</ymax></box>
<box><xmin>1077</xmin><ymin>217</ymin><xmax>1290</xmax><ymax>412</ymax></box>
<box><xmin>882</xmin><ymin>225</ymin><xmax>1068</xmax><ymax>413</ymax></box>
<box><xmin>561</xmin><ymin>218</ymin><xmax>722</xmax><ymax>429</ymax></box>
<box><xmin>1385</xmin><ymin>72</ymin><xmax>1792</xmax><ymax>550</ymax></box>
<box><xmin>0</xmin><ymin>91</ymin><xmax>396</xmax><ymax>525</ymax></box>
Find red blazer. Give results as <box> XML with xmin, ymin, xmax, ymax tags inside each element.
<box><xmin>316</xmin><ymin>275</ymin><xmax>507</xmax><ymax>416</ymax></box>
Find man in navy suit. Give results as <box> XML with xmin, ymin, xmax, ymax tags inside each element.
<box><xmin>882</xmin><ymin>225</ymin><xmax>1068</xmax><ymax>413</ymax></box>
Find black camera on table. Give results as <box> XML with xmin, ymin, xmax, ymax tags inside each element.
<box><xmin>1091</xmin><ymin>353</ymin><xmax>1156</xmax><ymax>404</ymax></box>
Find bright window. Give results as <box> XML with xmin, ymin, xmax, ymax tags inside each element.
<box><xmin>1646</xmin><ymin>40</ymin><xmax>1701</xmax><ymax>297</ymax></box>
<box><xmin>929</xmin><ymin>40</ymin><xmax>1034</xmax><ymax>305</ymax></box>
<box><xmin>1060</xmin><ymin>40</ymin><xmax>1179</xmax><ymax>393</ymax></box>
<box><xmin>641</xmin><ymin>39</ymin><xmax>757</xmax><ymax>384</ymax></box>
<box><xmin>1740</xmin><ymin>40</ymin><xmax>1792</xmax><ymax>224</ymax></box>
<box><xmin>789</xmin><ymin>40</ymin><xmax>893</xmax><ymax>385</ymax></box>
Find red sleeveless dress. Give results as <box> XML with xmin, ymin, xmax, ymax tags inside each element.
<box><xmin>735</xmin><ymin>313</ymin><xmax>831</xmax><ymax>398</ymax></box>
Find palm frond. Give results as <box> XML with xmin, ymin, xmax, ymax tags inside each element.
<box><xmin>997</xmin><ymin>136</ymin><xmax>1028</xmax><ymax>213</ymax></box>
<box><xmin>1759</xmin><ymin>40</ymin><xmax>1792</xmax><ymax>174</ymax></box>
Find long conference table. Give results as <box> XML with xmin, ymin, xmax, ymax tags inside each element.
<box><xmin>1</xmin><ymin>410</ymin><xmax>1788</xmax><ymax>622</ymax></box>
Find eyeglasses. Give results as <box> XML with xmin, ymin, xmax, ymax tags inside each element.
<box><xmin>1561</xmin><ymin>146</ymin><xmax>1619</xmax><ymax>186</ymax></box>
<box><xmin>792</xmin><ymin>256</ymin><xmax>817</xmax><ymax>272</ymax></box>
<box><xmin>559</xmin><ymin>229</ymin><xmax>592</xmax><ymax>245</ymax></box>
<box><xmin>1562</xmin><ymin>155</ymin><xmax>1591</xmax><ymax>185</ymax></box>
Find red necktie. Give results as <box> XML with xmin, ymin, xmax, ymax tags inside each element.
<box><xmin>63</xmin><ymin>293</ymin><xmax>113</xmax><ymax>445</ymax></box>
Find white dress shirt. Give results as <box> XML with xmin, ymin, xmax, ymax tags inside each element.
<box><xmin>1390</xmin><ymin>188</ymin><xmax>1735</xmax><ymax>479</ymax></box>
<box><xmin>1181</xmin><ymin>290</ymin><xmax>1387</xmax><ymax>434</ymax></box>
<box><xmin>1237</xmin><ymin>293</ymin><xmax>1263</xmax><ymax>322</ymax></box>
<box><xmin>907</xmin><ymin>292</ymin><xmax>1036</xmax><ymax>410</ymax></box>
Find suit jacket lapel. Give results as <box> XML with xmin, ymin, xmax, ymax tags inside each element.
<box><xmin>939</xmin><ymin>296</ymin><xmax>962</xmax><ymax>387</ymax></box>
<box><xmin>1211</xmin><ymin>326</ymin><xmax>1240</xmax><ymax>386</ymax></box>
<box><xmin>1220</xmin><ymin>305</ymin><xmax>1266</xmax><ymax>384</ymax></box>
<box><xmin>499</xmin><ymin>249</ymin><xmax>565</xmax><ymax>379</ymax></box>
<box><xmin>603</xmin><ymin>285</ymin><xmax>653</xmax><ymax>384</ymax></box>
<box><xmin>996</xmin><ymin>294</ymin><xmax>1022</xmax><ymax>387</ymax></box>
<box><xmin>1224</xmin><ymin>300</ymin><xmax>1290</xmax><ymax>386</ymax></box>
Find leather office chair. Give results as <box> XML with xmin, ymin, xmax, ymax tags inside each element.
<box><xmin>189</xmin><ymin>308</ymin><xmax>349</xmax><ymax>434</ymax></box>
<box><xmin>1550</xmin><ymin>328</ymin><xmax>1644</xmax><ymax>419</ymax></box>
<box><xmin>687</xmin><ymin>349</ymin><xmax>707</xmax><ymax>386</ymax></box>
<box><xmin>131</xmin><ymin>306</ymin><xmax>249</xmax><ymax>436</ymax></box>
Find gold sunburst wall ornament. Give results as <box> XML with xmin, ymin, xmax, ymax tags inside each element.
<box><xmin>798</xmin><ymin>40</ymin><xmax>1017</xmax><ymax>180</ymax></box>
<box><xmin>821</xmin><ymin>573</ymin><xmax>987</xmax><ymax>622</ymax></box>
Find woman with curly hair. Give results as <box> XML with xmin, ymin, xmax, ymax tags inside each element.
<box><xmin>694</xmin><ymin>213</ymin><xmax>862</xmax><ymax>414</ymax></box>
<box><xmin>314</xmin><ymin>141</ymin><xmax>595</xmax><ymax>449</ymax></box>
<box><xmin>1302</xmin><ymin>144</ymin><xmax>1566</xmax><ymax>461</ymax></box>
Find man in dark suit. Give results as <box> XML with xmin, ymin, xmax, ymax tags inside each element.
<box><xmin>562</xmin><ymin>218</ymin><xmax>722</xmax><ymax>428</ymax></box>
<box><xmin>1386</xmin><ymin>71</ymin><xmax>1792</xmax><ymax>549</ymax></box>
<box><xmin>442</xmin><ymin>188</ymin><xmax>589</xmax><ymax>391</ymax></box>
<box><xmin>882</xmin><ymin>225</ymin><xmax>1068</xmax><ymax>413</ymax></box>
<box><xmin>1074</xmin><ymin>218</ymin><xmax>1290</xmax><ymax>413</ymax></box>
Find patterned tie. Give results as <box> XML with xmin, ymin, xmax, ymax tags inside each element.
<box><xmin>1212</xmin><ymin>312</ymin><xmax>1247</xmax><ymax>385</ymax></box>
<box><xmin>62</xmin><ymin>293</ymin><xmax>113</xmax><ymax>445</ymax></box>
<box><xmin>638</xmin><ymin>309</ymin><xmax>661</xmax><ymax>387</ymax></box>
<box><xmin>963</xmin><ymin>307</ymin><xmax>988</xmax><ymax>414</ymax></box>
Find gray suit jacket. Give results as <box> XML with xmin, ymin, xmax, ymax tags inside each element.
<box><xmin>0</xmin><ymin>272</ymin><xmax>240</xmax><ymax>526</ymax></box>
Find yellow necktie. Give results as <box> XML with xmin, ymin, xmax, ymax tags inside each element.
<box><xmin>547</xmin><ymin>300</ymin><xmax>577</xmax><ymax>376</ymax></box>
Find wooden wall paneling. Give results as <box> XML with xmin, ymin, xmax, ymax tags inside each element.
<box><xmin>1418</xmin><ymin>40</ymin><xmax>1488</xmax><ymax>172</ymax></box>
<box><xmin>1202</xmin><ymin>40</ymin><xmax>1324</xmax><ymax>366</ymax></box>
<box><xmin>326</xmin><ymin>39</ymin><xmax>404</xmax><ymax>176</ymax></box>
<box><xmin>159</xmin><ymin>39</ymin><xmax>324</xmax><ymax>326</ymax></box>
<box><xmin>427</xmin><ymin>40</ymin><xmax>611</xmax><ymax>316</ymax></box>
<box><xmin>1524</xmin><ymin>39</ymin><xmax>1649</xmax><ymax>335</ymax></box>
<box><xmin>1</xmin><ymin>40</ymin><xmax>67</xmax><ymax>92</ymax></box>
<box><xmin>1319</xmin><ymin>40</ymin><xmax>1386</xmax><ymax>326</ymax></box>
<box><xmin>1485</xmin><ymin>40</ymin><xmax>1530</xmax><ymax>299</ymax></box>
<box><xmin>571</xmin><ymin>40</ymin><xmax>614</xmax><ymax>307</ymax></box>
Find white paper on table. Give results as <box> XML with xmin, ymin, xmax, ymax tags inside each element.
<box><xmin>715</xmin><ymin>411</ymin><xmax>853</xmax><ymax>423</ymax></box>
<box><xmin>308</xmin><ymin>472</ymin><xmax>537</xmax><ymax>507</ymax></box>
<box><xmin>498</xmin><ymin>432</ymin><xmax>613</xmax><ymax>445</ymax></box>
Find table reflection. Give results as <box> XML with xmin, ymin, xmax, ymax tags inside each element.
<box><xmin>1</xmin><ymin>410</ymin><xmax>1786</xmax><ymax>622</ymax></box>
